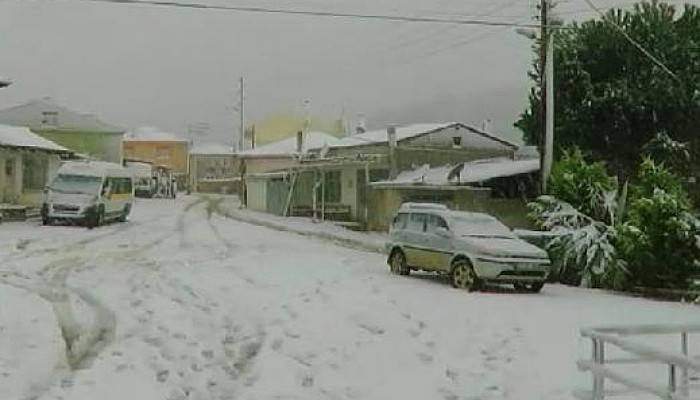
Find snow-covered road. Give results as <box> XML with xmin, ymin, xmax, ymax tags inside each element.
<box><xmin>0</xmin><ymin>196</ymin><xmax>697</xmax><ymax>400</ymax></box>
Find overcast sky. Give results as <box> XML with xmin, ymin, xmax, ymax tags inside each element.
<box><xmin>0</xmin><ymin>0</ymin><xmax>693</xmax><ymax>145</ymax></box>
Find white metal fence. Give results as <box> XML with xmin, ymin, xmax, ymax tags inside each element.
<box><xmin>577</xmin><ymin>324</ymin><xmax>700</xmax><ymax>400</ymax></box>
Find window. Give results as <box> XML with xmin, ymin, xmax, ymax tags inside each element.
<box><xmin>22</xmin><ymin>155</ymin><xmax>48</xmax><ymax>190</ymax></box>
<box><xmin>426</xmin><ymin>214</ymin><xmax>448</xmax><ymax>233</ymax></box>
<box><xmin>106</xmin><ymin>177</ymin><xmax>133</xmax><ymax>194</ymax></box>
<box><xmin>407</xmin><ymin>213</ymin><xmax>427</xmax><ymax>232</ymax></box>
<box><xmin>392</xmin><ymin>213</ymin><xmax>408</xmax><ymax>230</ymax></box>
<box><xmin>369</xmin><ymin>169</ymin><xmax>390</xmax><ymax>182</ymax></box>
<box><xmin>41</xmin><ymin>111</ymin><xmax>58</xmax><ymax>126</ymax></box>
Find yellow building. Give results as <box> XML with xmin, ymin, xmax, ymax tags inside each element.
<box><xmin>247</xmin><ymin>112</ymin><xmax>344</xmax><ymax>147</ymax></box>
<box><xmin>122</xmin><ymin>127</ymin><xmax>189</xmax><ymax>179</ymax></box>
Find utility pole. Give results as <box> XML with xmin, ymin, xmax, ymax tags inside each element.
<box><xmin>543</xmin><ymin>30</ymin><xmax>554</xmax><ymax>193</ymax></box>
<box><xmin>539</xmin><ymin>0</ymin><xmax>548</xmax><ymax>193</ymax></box>
<box><xmin>538</xmin><ymin>0</ymin><xmax>556</xmax><ymax>193</ymax></box>
<box><xmin>238</xmin><ymin>77</ymin><xmax>245</xmax><ymax>151</ymax></box>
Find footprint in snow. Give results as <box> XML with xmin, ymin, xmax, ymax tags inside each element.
<box><xmin>357</xmin><ymin>322</ymin><xmax>384</xmax><ymax>335</ymax></box>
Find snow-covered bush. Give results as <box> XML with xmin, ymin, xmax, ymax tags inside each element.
<box><xmin>548</xmin><ymin>149</ymin><xmax>617</xmax><ymax>222</ymax></box>
<box><xmin>618</xmin><ymin>187</ymin><xmax>700</xmax><ymax>289</ymax></box>
<box><xmin>529</xmin><ymin>195</ymin><xmax>627</xmax><ymax>287</ymax></box>
<box><xmin>533</xmin><ymin>155</ymin><xmax>700</xmax><ymax>290</ymax></box>
<box><xmin>642</xmin><ymin>132</ymin><xmax>691</xmax><ymax>176</ymax></box>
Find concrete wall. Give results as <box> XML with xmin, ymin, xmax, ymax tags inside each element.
<box><xmin>367</xmin><ymin>186</ymin><xmax>532</xmax><ymax>232</ymax></box>
<box><xmin>243</xmin><ymin>157</ymin><xmax>299</xmax><ymax>175</ymax></box>
<box><xmin>0</xmin><ymin>150</ymin><xmax>22</xmax><ymax>203</ymax></box>
<box><xmin>395</xmin><ymin>147</ymin><xmax>513</xmax><ymax>170</ymax></box>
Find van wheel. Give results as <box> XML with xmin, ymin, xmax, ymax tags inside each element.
<box><xmin>389</xmin><ymin>250</ymin><xmax>409</xmax><ymax>276</ymax></box>
<box><xmin>87</xmin><ymin>206</ymin><xmax>104</xmax><ymax>229</ymax></box>
<box><xmin>118</xmin><ymin>205</ymin><xmax>131</xmax><ymax>222</ymax></box>
<box><xmin>451</xmin><ymin>260</ymin><xmax>478</xmax><ymax>291</ymax></box>
<box><xmin>514</xmin><ymin>282</ymin><xmax>544</xmax><ymax>293</ymax></box>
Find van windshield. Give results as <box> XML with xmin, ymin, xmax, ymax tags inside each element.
<box><xmin>50</xmin><ymin>174</ymin><xmax>102</xmax><ymax>195</ymax></box>
<box><xmin>450</xmin><ymin>216</ymin><xmax>514</xmax><ymax>239</ymax></box>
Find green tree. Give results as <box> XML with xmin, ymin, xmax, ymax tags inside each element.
<box><xmin>516</xmin><ymin>1</ymin><xmax>700</xmax><ymax>179</ymax></box>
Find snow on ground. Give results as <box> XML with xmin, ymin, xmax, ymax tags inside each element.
<box><xmin>0</xmin><ymin>195</ymin><xmax>698</xmax><ymax>400</ymax></box>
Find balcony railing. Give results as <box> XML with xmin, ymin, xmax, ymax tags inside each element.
<box><xmin>576</xmin><ymin>323</ymin><xmax>700</xmax><ymax>400</ymax></box>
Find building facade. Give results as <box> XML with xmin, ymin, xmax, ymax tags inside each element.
<box><xmin>0</xmin><ymin>124</ymin><xmax>71</xmax><ymax>207</ymax></box>
<box><xmin>0</xmin><ymin>98</ymin><xmax>124</xmax><ymax>163</ymax></box>
<box><xmin>123</xmin><ymin>128</ymin><xmax>189</xmax><ymax>185</ymax></box>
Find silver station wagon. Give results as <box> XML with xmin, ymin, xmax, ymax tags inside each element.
<box><xmin>385</xmin><ymin>203</ymin><xmax>551</xmax><ymax>292</ymax></box>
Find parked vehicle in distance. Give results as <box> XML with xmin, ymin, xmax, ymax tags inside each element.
<box><xmin>42</xmin><ymin>161</ymin><xmax>134</xmax><ymax>228</ymax></box>
<box><xmin>125</xmin><ymin>160</ymin><xmax>156</xmax><ymax>198</ymax></box>
<box><xmin>385</xmin><ymin>203</ymin><xmax>551</xmax><ymax>292</ymax></box>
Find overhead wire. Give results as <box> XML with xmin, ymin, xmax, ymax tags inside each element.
<box><xmin>387</xmin><ymin>0</ymin><xmax>526</xmax><ymax>53</ymax></box>
<box><xmin>581</xmin><ymin>0</ymin><xmax>682</xmax><ymax>82</ymax></box>
<box><xmin>72</xmin><ymin>0</ymin><xmax>563</xmax><ymax>29</ymax></box>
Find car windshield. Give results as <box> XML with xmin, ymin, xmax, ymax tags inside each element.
<box><xmin>50</xmin><ymin>174</ymin><xmax>102</xmax><ymax>195</ymax></box>
<box><xmin>450</xmin><ymin>216</ymin><xmax>514</xmax><ymax>239</ymax></box>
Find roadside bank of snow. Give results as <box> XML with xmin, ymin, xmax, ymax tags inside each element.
<box><xmin>0</xmin><ymin>284</ymin><xmax>65</xmax><ymax>399</ymax></box>
<box><xmin>210</xmin><ymin>195</ymin><xmax>388</xmax><ymax>254</ymax></box>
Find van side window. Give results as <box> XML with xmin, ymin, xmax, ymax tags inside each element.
<box><xmin>407</xmin><ymin>213</ymin><xmax>427</xmax><ymax>232</ymax></box>
<box><xmin>392</xmin><ymin>213</ymin><xmax>408</xmax><ymax>230</ymax></box>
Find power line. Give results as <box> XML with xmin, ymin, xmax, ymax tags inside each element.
<box><xmin>582</xmin><ymin>0</ymin><xmax>681</xmax><ymax>82</ymax></box>
<box><xmin>388</xmin><ymin>0</ymin><xmax>527</xmax><ymax>52</ymax></box>
<box><xmin>73</xmin><ymin>0</ymin><xmax>564</xmax><ymax>29</ymax></box>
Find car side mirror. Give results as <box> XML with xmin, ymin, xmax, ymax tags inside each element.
<box><xmin>436</xmin><ymin>227</ymin><xmax>452</xmax><ymax>238</ymax></box>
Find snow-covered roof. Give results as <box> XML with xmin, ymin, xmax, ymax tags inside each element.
<box><xmin>374</xmin><ymin>157</ymin><xmax>539</xmax><ymax>187</ymax></box>
<box><xmin>459</xmin><ymin>158</ymin><xmax>539</xmax><ymax>183</ymax></box>
<box><xmin>327</xmin><ymin>122</ymin><xmax>517</xmax><ymax>149</ymax></box>
<box><xmin>239</xmin><ymin>131</ymin><xmax>341</xmax><ymax>157</ymax></box>
<box><xmin>0</xmin><ymin>98</ymin><xmax>124</xmax><ymax>133</ymax></box>
<box><xmin>190</xmin><ymin>142</ymin><xmax>235</xmax><ymax>155</ymax></box>
<box><xmin>0</xmin><ymin>124</ymin><xmax>69</xmax><ymax>153</ymax></box>
<box><xmin>124</xmin><ymin>126</ymin><xmax>187</xmax><ymax>142</ymax></box>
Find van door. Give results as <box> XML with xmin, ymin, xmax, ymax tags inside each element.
<box><xmin>111</xmin><ymin>177</ymin><xmax>132</xmax><ymax>216</ymax></box>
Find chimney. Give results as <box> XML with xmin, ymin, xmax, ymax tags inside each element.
<box><xmin>387</xmin><ymin>125</ymin><xmax>398</xmax><ymax>179</ymax></box>
<box><xmin>296</xmin><ymin>131</ymin><xmax>303</xmax><ymax>154</ymax></box>
<box><xmin>481</xmin><ymin>119</ymin><xmax>492</xmax><ymax>132</ymax></box>
<box><xmin>387</xmin><ymin>125</ymin><xmax>397</xmax><ymax>148</ymax></box>
<box><xmin>355</xmin><ymin>114</ymin><xmax>366</xmax><ymax>135</ymax></box>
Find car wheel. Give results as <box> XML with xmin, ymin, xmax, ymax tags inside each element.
<box><xmin>389</xmin><ymin>250</ymin><xmax>409</xmax><ymax>275</ymax></box>
<box><xmin>451</xmin><ymin>260</ymin><xmax>478</xmax><ymax>291</ymax></box>
<box><xmin>514</xmin><ymin>282</ymin><xmax>544</xmax><ymax>293</ymax></box>
<box><xmin>42</xmin><ymin>217</ymin><xmax>52</xmax><ymax>226</ymax></box>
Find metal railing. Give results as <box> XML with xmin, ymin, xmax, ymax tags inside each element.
<box><xmin>576</xmin><ymin>324</ymin><xmax>700</xmax><ymax>400</ymax></box>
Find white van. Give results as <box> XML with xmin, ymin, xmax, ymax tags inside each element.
<box><xmin>42</xmin><ymin>161</ymin><xmax>134</xmax><ymax>228</ymax></box>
